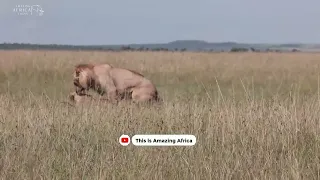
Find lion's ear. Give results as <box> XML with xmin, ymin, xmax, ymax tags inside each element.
<box><xmin>75</xmin><ymin>67</ymin><xmax>83</xmax><ymax>76</ymax></box>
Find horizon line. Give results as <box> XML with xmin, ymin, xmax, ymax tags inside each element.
<box><xmin>1</xmin><ymin>41</ymin><xmax>320</xmax><ymax>46</ymax></box>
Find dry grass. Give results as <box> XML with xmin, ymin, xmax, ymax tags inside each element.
<box><xmin>0</xmin><ymin>50</ymin><xmax>320</xmax><ymax>179</ymax></box>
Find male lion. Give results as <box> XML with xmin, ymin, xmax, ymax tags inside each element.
<box><xmin>73</xmin><ymin>63</ymin><xmax>161</xmax><ymax>103</ymax></box>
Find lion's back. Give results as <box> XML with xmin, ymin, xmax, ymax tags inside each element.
<box><xmin>110</xmin><ymin>68</ymin><xmax>146</xmax><ymax>88</ymax></box>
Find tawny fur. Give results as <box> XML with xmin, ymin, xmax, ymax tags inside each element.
<box><xmin>68</xmin><ymin>91</ymin><xmax>109</xmax><ymax>105</ymax></box>
<box><xmin>68</xmin><ymin>92</ymin><xmax>94</xmax><ymax>105</ymax></box>
<box><xmin>73</xmin><ymin>63</ymin><xmax>161</xmax><ymax>103</ymax></box>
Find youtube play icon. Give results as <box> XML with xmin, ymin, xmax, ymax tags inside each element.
<box><xmin>119</xmin><ymin>134</ymin><xmax>131</xmax><ymax>146</ymax></box>
<box><xmin>121</xmin><ymin>137</ymin><xmax>128</xmax><ymax>143</ymax></box>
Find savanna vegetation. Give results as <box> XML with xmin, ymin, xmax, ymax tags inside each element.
<box><xmin>0</xmin><ymin>50</ymin><xmax>320</xmax><ymax>179</ymax></box>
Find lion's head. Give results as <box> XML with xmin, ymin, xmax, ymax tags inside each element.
<box><xmin>73</xmin><ymin>64</ymin><xmax>95</xmax><ymax>94</ymax></box>
<box><xmin>68</xmin><ymin>91</ymin><xmax>95</xmax><ymax>105</ymax></box>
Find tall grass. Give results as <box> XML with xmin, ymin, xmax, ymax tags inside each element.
<box><xmin>0</xmin><ymin>50</ymin><xmax>320</xmax><ymax>179</ymax></box>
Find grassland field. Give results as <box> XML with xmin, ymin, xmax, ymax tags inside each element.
<box><xmin>0</xmin><ymin>50</ymin><xmax>320</xmax><ymax>179</ymax></box>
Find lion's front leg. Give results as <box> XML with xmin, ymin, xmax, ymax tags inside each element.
<box><xmin>106</xmin><ymin>87</ymin><xmax>118</xmax><ymax>102</ymax></box>
<box><xmin>98</xmin><ymin>77</ymin><xmax>118</xmax><ymax>103</ymax></box>
<box><xmin>96</xmin><ymin>87</ymin><xmax>105</xmax><ymax>96</ymax></box>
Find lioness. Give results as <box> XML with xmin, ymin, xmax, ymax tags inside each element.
<box><xmin>68</xmin><ymin>91</ymin><xmax>110</xmax><ymax>105</ymax></box>
<box><xmin>73</xmin><ymin>63</ymin><xmax>161</xmax><ymax>103</ymax></box>
<box><xmin>68</xmin><ymin>91</ymin><xmax>95</xmax><ymax>105</ymax></box>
